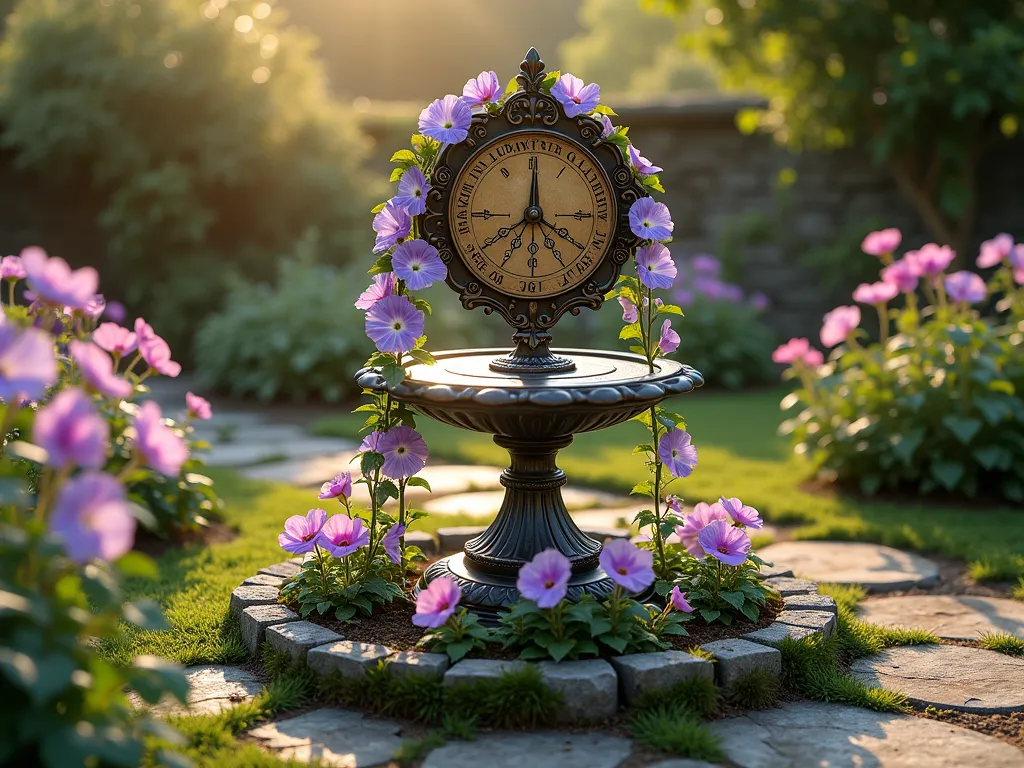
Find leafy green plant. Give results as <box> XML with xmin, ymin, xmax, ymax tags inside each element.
<box><xmin>666</xmin><ymin>551</ymin><xmax>773</xmax><ymax>626</ymax></box>
<box><xmin>280</xmin><ymin>547</ymin><xmax>405</xmax><ymax>623</ymax></box>
<box><xmin>1014</xmin><ymin>578</ymin><xmax>1024</xmax><ymax>602</ymax></box>
<box><xmin>416</xmin><ymin>608</ymin><xmax>493</xmax><ymax>662</ymax></box>
<box><xmin>628</xmin><ymin>704</ymin><xmax>724</xmax><ymax>761</ymax></box>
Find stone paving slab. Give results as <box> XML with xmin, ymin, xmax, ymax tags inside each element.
<box><xmin>759</xmin><ymin>541</ymin><xmax>939</xmax><ymax>593</ymax></box>
<box><xmin>423</xmin><ymin>487</ymin><xmax>631</xmax><ymax>517</ymax></box>
<box><xmin>249</xmin><ymin>707</ymin><xmax>402</xmax><ymax>767</ymax></box>
<box><xmin>128</xmin><ymin>664</ymin><xmax>264</xmax><ymax>716</ymax></box>
<box><xmin>240</xmin><ymin>451</ymin><xmax>359</xmax><ymax>486</ymax></box>
<box><xmin>420</xmin><ymin>731</ymin><xmax>633</xmax><ymax>768</ymax></box>
<box><xmin>857</xmin><ymin>594</ymin><xmax>1024</xmax><ymax>640</ymax></box>
<box><xmin>205</xmin><ymin>432</ymin><xmax>357</xmax><ymax>468</ymax></box>
<box><xmin>711</xmin><ymin>701</ymin><xmax>1024</xmax><ymax>767</ymax></box>
<box><xmin>849</xmin><ymin>644</ymin><xmax>1024</xmax><ymax>714</ymax></box>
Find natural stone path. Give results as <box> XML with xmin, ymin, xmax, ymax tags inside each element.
<box><xmin>759</xmin><ymin>540</ymin><xmax>940</xmax><ymax>592</ymax></box>
<box><xmin>857</xmin><ymin>594</ymin><xmax>1024</xmax><ymax>640</ymax></box>
<box><xmin>850</xmin><ymin>645</ymin><xmax>1024</xmax><ymax>714</ymax></box>
<box><xmin>249</xmin><ymin>708</ymin><xmax>403</xmax><ymax>766</ymax></box>
<box><xmin>421</xmin><ymin>732</ymin><xmax>633</xmax><ymax>768</ymax></box>
<box><xmin>127</xmin><ymin>664</ymin><xmax>263</xmax><ymax>716</ymax></box>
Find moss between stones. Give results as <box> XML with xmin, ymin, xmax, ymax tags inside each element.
<box><xmin>978</xmin><ymin>631</ymin><xmax>1024</xmax><ymax>656</ymax></box>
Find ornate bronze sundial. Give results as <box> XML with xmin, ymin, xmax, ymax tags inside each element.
<box><xmin>359</xmin><ymin>49</ymin><xmax>702</xmax><ymax>618</ymax></box>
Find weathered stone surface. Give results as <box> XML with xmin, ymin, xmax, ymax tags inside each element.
<box><xmin>711</xmin><ymin>700</ymin><xmax>1024</xmax><ymax>767</ymax></box>
<box><xmin>424</xmin><ymin>487</ymin><xmax>629</xmax><ymax>517</ymax></box>
<box><xmin>579</xmin><ymin>527</ymin><xmax>632</xmax><ymax>542</ymax></box>
<box><xmin>128</xmin><ymin>664</ymin><xmax>263</xmax><ymax>716</ymax></box>
<box><xmin>257</xmin><ymin>560</ymin><xmax>301</xmax><ymax>579</ymax></box>
<box><xmin>857</xmin><ymin>594</ymin><xmax>1024</xmax><ymax>641</ymax></box>
<box><xmin>387</xmin><ymin>650</ymin><xmax>449</xmax><ymax>679</ymax></box>
<box><xmin>238</xmin><ymin>450</ymin><xmax>358</xmax><ymax>486</ymax></box>
<box><xmin>570</xmin><ymin>507</ymin><xmax>638</xmax><ymax>531</ymax></box>
<box><xmin>760</xmin><ymin>576</ymin><xmax>818</xmax><ymax>597</ymax></box>
<box><xmin>404</xmin><ymin>530</ymin><xmax>437</xmax><ymax>555</ymax></box>
<box><xmin>307</xmin><ymin>641</ymin><xmax>392</xmax><ymax>678</ymax></box>
<box><xmin>443</xmin><ymin>658</ymin><xmax>527</xmax><ymax>687</ymax></box>
<box><xmin>783</xmin><ymin>593</ymin><xmax>838</xmax><ymax>616</ymax></box>
<box><xmin>240</xmin><ymin>604</ymin><xmax>299</xmax><ymax>654</ymax></box>
<box><xmin>229</xmin><ymin>585</ymin><xmax>279</xmax><ymax>618</ymax></box>
<box><xmin>241</xmin><ymin>573</ymin><xmax>287</xmax><ymax>587</ymax></box>
<box><xmin>536</xmin><ymin>659</ymin><xmax>618</xmax><ymax>723</ymax></box>
<box><xmin>700</xmin><ymin>638</ymin><xmax>782</xmax><ymax>687</ymax></box>
<box><xmin>436</xmin><ymin>526</ymin><xmax>486</xmax><ymax>553</ymax></box>
<box><xmin>755</xmin><ymin>564</ymin><xmax>794</xmax><ymax>580</ymax></box>
<box><xmin>850</xmin><ymin>645</ymin><xmax>1024</xmax><ymax>714</ymax></box>
<box><xmin>760</xmin><ymin>541</ymin><xmax>939</xmax><ymax>593</ymax></box>
<box><xmin>421</xmin><ymin>731</ymin><xmax>633</xmax><ymax>768</ymax></box>
<box><xmin>207</xmin><ymin>432</ymin><xmax>356</xmax><ymax>468</ymax></box>
<box><xmin>775</xmin><ymin>609</ymin><xmax>837</xmax><ymax>638</ymax></box>
<box><xmin>647</xmin><ymin>761</ymin><xmax>719</xmax><ymax>768</ymax></box>
<box><xmin>249</xmin><ymin>707</ymin><xmax>403</xmax><ymax>767</ymax></box>
<box><xmin>743</xmin><ymin>622</ymin><xmax>817</xmax><ymax>648</ymax></box>
<box><xmin>265</xmin><ymin>621</ymin><xmax>343</xmax><ymax>662</ymax></box>
<box><xmin>609</xmin><ymin>650</ymin><xmax>713</xmax><ymax>705</ymax></box>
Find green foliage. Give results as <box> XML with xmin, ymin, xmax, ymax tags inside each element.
<box><xmin>195</xmin><ymin>232</ymin><xmax>372</xmax><ymax>402</ymax></box>
<box><xmin>416</xmin><ymin>608</ymin><xmax>493</xmax><ymax>662</ymax></box>
<box><xmin>1014</xmin><ymin>578</ymin><xmax>1024</xmax><ymax>601</ymax></box>
<box><xmin>630</xmin><ymin>675</ymin><xmax>721</xmax><ymax>718</ymax></box>
<box><xmin>318</xmin><ymin>663</ymin><xmax>446</xmax><ymax>724</ymax></box>
<box><xmin>628</xmin><ymin>704</ymin><xmax>724</xmax><ymax>761</ymax></box>
<box><xmin>280</xmin><ymin>548</ymin><xmax>404</xmax><ymax>622</ymax></box>
<box><xmin>393</xmin><ymin>733</ymin><xmax>448</xmax><ymax>767</ymax></box>
<box><xmin>727</xmin><ymin>668</ymin><xmax>781</xmax><ymax>710</ymax></box>
<box><xmin>970</xmin><ymin>554</ymin><xmax>1024</xmax><ymax>583</ymax></box>
<box><xmin>665</xmin><ymin>552</ymin><xmax>774</xmax><ymax>625</ymax></box>
<box><xmin>0</xmin><ymin>0</ymin><xmax>369</xmax><ymax>347</ymax></box>
<box><xmin>446</xmin><ymin>665</ymin><xmax>562</xmax><ymax>730</ymax></box>
<box><xmin>979</xmin><ymin>631</ymin><xmax>1024</xmax><ymax>656</ymax></box>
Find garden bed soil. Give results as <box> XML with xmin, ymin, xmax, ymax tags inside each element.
<box><xmin>916</xmin><ymin>705</ymin><xmax>1024</xmax><ymax>750</ymax></box>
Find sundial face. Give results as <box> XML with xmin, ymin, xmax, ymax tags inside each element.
<box><xmin>448</xmin><ymin>131</ymin><xmax>616</xmax><ymax>299</ymax></box>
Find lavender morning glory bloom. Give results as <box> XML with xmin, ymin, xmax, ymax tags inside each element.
<box><xmin>372</xmin><ymin>201</ymin><xmax>412</xmax><ymax>254</ymax></box>
<box><xmin>517</xmin><ymin>548</ymin><xmax>571</xmax><ymax>609</ymax></box>
<box><xmin>599</xmin><ymin>539</ymin><xmax>655</xmax><ymax>594</ymax></box>
<box><xmin>977</xmin><ymin>234</ymin><xmax>1013</xmax><ymax>269</ymax></box>
<box><xmin>749</xmin><ymin>291</ymin><xmax>770</xmax><ymax>311</ymax></box>
<box><xmin>93</xmin><ymin>323</ymin><xmax>138</xmax><ymax>356</ymax></box>
<box><xmin>618</xmin><ymin>296</ymin><xmax>638</xmax><ymax>323</ymax></box>
<box><xmin>627</xmin><ymin>144</ymin><xmax>662</xmax><ymax>176</ymax></box>
<box><xmin>462</xmin><ymin>70</ymin><xmax>501</xmax><ymax>108</ymax></box>
<box><xmin>861</xmin><ymin>228</ymin><xmax>902</xmax><ymax>257</ymax></box>
<box><xmin>691</xmin><ymin>255</ymin><xmax>721</xmax><ymax>277</ymax></box>
<box><xmin>278</xmin><ymin>508</ymin><xmax>327</xmax><ymax>555</ymax></box>
<box><xmin>658</xmin><ymin>319</ymin><xmax>679</xmax><ymax>355</ymax></box>
<box><xmin>0</xmin><ymin>322</ymin><xmax>57</xmax><ymax>402</ymax></box>
<box><xmin>852</xmin><ymin>281</ymin><xmax>898</xmax><ymax>305</ymax></box>
<box><xmin>186</xmin><ymin>392</ymin><xmax>212</xmax><ymax>421</ymax></box>
<box><xmin>1</xmin><ymin>255</ymin><xmax>25</xmax><ymax>281</ymax></box>
<box><xmin>365</xmin><ymin>295</ymin><xmax>424</xmax><ymax>355</ymax></box>
<box><xmin>549</xmin><ymin>73</ymin><xmax>600</xmax><ymax>118</ymax></box>
<box><xmin>21</xmin><ymin>247</ymin><xmax>99</xmax><ymax>310</ymax></box>
<box><xmin>906</xmin><ymin>243</ymin><xmax>955</xmax><ymax>277</ymax></box>
<box><xmin>319</xmin><ymin>472</ymin><xmax>352</xmax><ymax>502</ymax></box>
<box><xmin>670</xmin><ymin>586</ymin><xmax>693</xmax><ymax>613</ymax></box>
<box><xmin>698</xmin><ymin>519</ymin><xmax>751</xmax><ymax>567</ymax></box>
<box><xmin>718</xmin><ymin>496</ymin><xmax>763</xmax><ymax>529</ymax></box>
<box><xmin>412</xmin><ymin>576</ymin><xmax>461</xmax><ymax>628</ymax></box>
<box><xmin>378</xmin><ymin>425</ymin><xmax>428</xmax><ymax>480</ymax></box>
<box><xmin>355</xmin><ymin>273</ymin><xmax>397</xmax><ymax>311</ymax></box>
<box><xmin>629</xmin><ymin>198</ymin><xmax>674</xmax><ymax>241</ymax></box>
<box><xmin>34</xmin><ymin>388</ymin><xmax>108</xmax><ymax>470</ymax></box>
<box><xmin>359</xmin><ymin>431</ymin><xmax>382</xmax><ymax>453</ymax></box>
<box><xmin>636</xmin><ymin>243</ymin><xmax>676</xmax><ymax>290</ymax></box>
<box><xmin>820</xmin><ymin>306</ymin><xmax>861</xmax><ymax>348</ymax></box>
<box><xmin>675</xmin><ymin>501</ymin><xmax>730</xmax><ymax>558</ymax></box>
<box><xmin>83</xmin><ymin>294</ymin><xmax>106</xmax><ymax>320</ymax></box>
<box><xmin>659</xmin><ymin>428</ymin><xmax>698</xmax><ymax>479</ymax></box>
<box><xmin>49</xmin><ymin>472</ymin><xmax>135</xmax><ymax>563</ymax></box>
<box><xmin>392</xmin><ymin>240</ymin><xmax>447</xmax><ymax>291</ymax></box>
<box><xmin>139</xmin><ymin>333</ymin><xmax>182</xmax><ymax>378</ymax></box>
<box><xmin>318</xmin><ymin>513</ymin><xmax>369</xmax><ymax>558</ymax></box>
<box><xmin>418</xmin><ymin>94</ymin><xmax>472</xmax><ymax>145</ymax></box>
<box><xmin>945</xmin><ymin>271</ymin><xmax>987</xmax><ymax>304</ymax></box>
<box><xmin>1012</xmin><ymin>245</ymin><xmax>1024</xmax><ymax>285</ymax></box>
<box><xmin>134</xmin><ymin>401</ymin><xmax>188</xmax><ymax>476</ymax></box>
<box><xmin>600</xmin><ymin>114</ymin><xmax>615</xmax><ymax>137</ymax></box>
<box><xmin>881</xmin><ymin>259</ymin><xmax>918</xmax><ymax>294</ymax></box>
<box><xmin>69</xmin><ymin>340</ymin><xmax>132</xmax><ymax>399</ymax></box>
<box><xmin>383</xmin><ymin>523</ymin><xmax>406</xmax><ymax>564</ymax></box>
<box><xmin>394</xmin><ymin>167</ymin><xmax>431</xmax><ymax>215</ymax></box>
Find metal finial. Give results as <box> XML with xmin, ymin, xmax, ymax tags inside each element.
<box><xmin>518</xmin><ymin>47</ymin><xmax>546</xmax><ymax>93</ymax></box>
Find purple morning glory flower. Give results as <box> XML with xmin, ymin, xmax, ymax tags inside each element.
<box><xmin>133</xmin><ymin>400</ymin><xmax>188</xmax><ymax>477</ymax></box>
<box><xmin>412</xmin><ymin>576</ymin><xmax>461</xmax><ymax>628</ymax></box>
<box><xmin>1012</xmin><ymin>245</ymin><xmax>1024</xmax><ymax>285</ymax></box>
<box><xmin>383</xmin><ymin>523</ymin><xmax>406</xmax><ymax>564</ymax></box>
<box><xmin>861</xmin><ymin>228</ymin><xmax>902</xmax><ymax>257</ymax></box>
<box><xmin>675</xmin><ymin>501</ymin><xmax>730</xmax><ymax>558</ymax></box>
<box><xmin>355</xmin><ymin>273</ymin><xmax>397</xmax><ymax>311</ymax></box>
<box><xmin>139</xmin><ymin>333</ymin><xmax>181</xmax><ymax>378</ymax></box>
<box><xmin>881</xmin><ymin>259</ymin><xmax>918</xmax><ymax>294</ymax></box>
<box><xmin>186</xmin><ymin>392</ymin><xmax>212</xmax><ymax>421</ymax></box>
<box><xmin>279</xmin><ymin>508</ymin><xmax>327</xmax><ymax>555</ymax></box>
<box><xmin>365</xmin><ymin>294</ymin><xmax>424</xmax><ymax>355</ymax></box>
<box><xmin>1</xmin><ymin>255</ymin><xmax>25</xmax><ymax>281</ymax></box>
<box><xmin>618</xmin><ymin>296</ymin><xmax>638</xmax><ymax>323</ymax></box>
<box><xmin>636</xmin><ymin>243</ymin><xmax>676</xmax><ymax>290</ymax></box>
<box><xmin>599</xmin><ymin>539</ymin><xmax>655</xmax><ymax>594</ymax></box>
<box><xmin>600</xmin><ymin>114</ymin><xmax>614</xmax><ymax>137</ymax></box>
<box><xmin>319</xmin><ymin>472</ymin><xmax>352</xmax><ymax>502</ymax></box>
<box><xmin>977</xmin><ymin>234</ymin><xmax>1013</xmax><ymax>269</ymax></box>
<box><xmin>670</xmin><ymin>586</ymin><xmax>693</xmax><ymax>613</ymax></box>
<box><xmin>418</xmin><ymin>94</ymin><xmax>472</xmax><ymax>145</ymax></box>
<box><xmin>658</xmin><ymin>319</ymin><xmax>679</xmax><ymax>355</ymax></box>
<box><xmin>627</xmin><ymin>144</ymin><xmax>662</xmax><ymax>176</ymax></box>
<box><xmin>392</xmin><ymin>240</ymin><xmax>447</xmax><ymax>291</ymax></box>
<box><xmin>629</xmin><ymin>198</ymin><xmax>674</xmax><ymax>241</ymax></box>
<box><xmin>462</xmin><ymin>70</ymin><xmax>501</xmax><ymax>108</ymax></box>
<box><xmin>318</xmin><ymin>513</ymin><xmax>369</xmax><ymax>558</ymax></box>
<box><xmin>83</xmin><ymin>294</ymin><xmax>106</xmax><ymax>320</ymax></box>
<box><xmin>0</xmin><ymin>322</ymin><xmax>57</xmax><ymax>403</ymax></box>
<box><xmin>718</xmin><ymin>497</ymin><xmax>763</xmax><ymax>529</ymax></box>
<box><xmin>21</xmin><ymin>247</ymin><xmax>99</xmax><ymax>310</ymax></box>
<box><xmin>93</xmin><ymin>323</ymin><xmax>138</xmax><ymax>356</ymax></box>
<box><xmin>394</xmin><ymin>167</ymin><xmax>431</xmax><ymax>216</ymax></box>
<box><xmin>852</xmin><ymin>281</ymin><xmax>898</xmax><ymax>305</ymax></box>
<box><xmin>69</xmin><ymin>340</ymin><xmax>132</xmax><ymax>399</ymax></box>
<box><xmin>945</xmin><ymin>271</ymin><xmax>987</xmax><ymax>304</ymax></box>
<box><xmin>359</xmin><ymin>431</ymin><xmax>382</xmax><ymax>453</ymax></box>
<box><xmin>517</xmin><ymin>548</ymin><xmax>571</xmax><ymax>609</ymax></box>
<box><xmin>749</xmin><ymin>291</ymin><xmax>770</xmax><ymax>311</ymax></box>
<box><xmin>49</xmin><ymin>471</ymin><xmax>135</xmax><ymax>563</ymax></box>
<box><xmin>659</xmin><ymin>428</ymin><xmax>697</xmax><ymax>479</ymax></box>
<box><xmin>820</xmin><ymin>306</ymin><xmax>861</xmax><ymax>348</ymax></box>
<box><xmin>372</xmin><ymin>201</ymin><xmax>412</xmax><ymax>254</ymax></box>
<box><xmin>34</xmin><ymin>388</ymin><xmax>108</xmax><ymax>470</ymax></box>
<box><xmin>698</xmin><ymin>519</ymin><xmax>751</xmax><ymax>567</ymax></box>
<box><xmin>691</xmin><ymin>255</ymin><xmax>721</xmax><ymax>277</ymax></box>
<box><xmin>906</xmin><ymin>243</ymin><xmax>954</xmax><ymax>277</ymax></box>
<box><xmin>549</xmin><ymin>73</ymin><xmax>600</xmax><ymax>118</ymax></box>
<box><xmin>378</xmin><ymin>425</ymin><xmax>428</xmax><ymax>480</ymax></box>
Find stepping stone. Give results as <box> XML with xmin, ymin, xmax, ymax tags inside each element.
<box><xmin>423</xmin><ymin>487</ymin><xmax>630</xmax><ymax>517</ymax></box>
<box><xmin>857</xmin><ymin>595</ymin><xmax>1024</xmax><ymax>640</ymax></box>
<box><xmin>570</xmin><ymin>507</ymin><xmax>638</xmax><ymax>531</ymax></box>
<box><xmin>759</xmin><ymin>541</ymin><xmax>939</xmax><ymax>593</ymax></box>
<box><xmin>420</xmin><ymin>731</ymin><xmax>633</xmax><ymax>768</ymax></box>
<box><xmin>128</xmin><ymin>665</ymin><xmax>263</xmax><ymax>716</ymax></box>
<box><xmin>249</xmin><ymin>707</ymin><xmax>402</xmax><ymax>767</ymax></box>
<box><xmin>240</xmin><ymin>451</ymin><xmax>358</xmax><ymax>486</ymax></box>
<box><xmin>711</xmin><ymin>700</ymin><xmax>1024</xmax><ymax>767</ymax></box>
<box><xmin>849</xmin><ymin>645</ymin><xmax>1024</xmax><ymax>714</ymax></box>
<box><xmin>206</xmin><ymin>431</ymin><xmax>356</xmax><ymax>468</ymax></box>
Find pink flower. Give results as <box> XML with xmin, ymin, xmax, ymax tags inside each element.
<box><xmin>1</xmin><ymin>255</ymin><xmax>25</xmax><ymax>281</ymax></box>
<box><xmin>944</xmin><ymin>271</ymin><xmax>987</xmax><ymax>304</ymax></box>
<box><xmin>549</xmin><ymin>73</ymin><xmax>600</xmax><ymax>118</ymax></box>
<box><xmin>383</xmin><ymin>523</ymin><xmax>406</xmax><ymax>564</ymax></box>
<box><xmin>49</xmin><ymin>472</ymin><xmax>135</xmax><ymax>563</ymax></box>
<box><xmin>803</xmin><ymin>349</ymin><xmax>824</xmax><ymax>366</ymax></box>
<box><xmin>355</xmin><ymin>273</ymin><xmax>397</xmax><ymax>311</ymax></box>
<box><xmin>139</xmin><ymin>333</ymin><xmax>181</xmax><ymax>377</ymax></box>
<box><xmin>599</xmin><ymin>539</ymin><xmax>655</xmax><ymax>593</ymax></box>
<box><xmin>853</xmin><ymin>281</ymin><xmax>898</xmax><ymax>305</ymax></box>
<box><xmin>93</xmin><ymin>323</ymin><xmax>137</xmax><ymax>356</ymax></box>
<box><xmin>675</xmin><ymin>502</ymin><xmax>730</xmax><ymax>558</ymax></box>
<box><xmin>83</xmin><ymin>294</ymin><xmax>106</xmax><ymax>320</ymax></box>
<box><xmin>882</xmin><ymin>259</ymin><xmax>919</xmax><ymax>294</ymax></box>
<box><xmin>462</xmin><ymin>70</ymin><xmax>501</xmax><ymax>108</ymax></box>
<box><xmin>279</xmin><ymin>508</ymin><xmax>327</xmax><ymax>555</ymax></box>
<box><xmin>0</xmin><ymin>322</ymin><xmax>57</xmax><ymax>402</ymax></box>
<box><xmin>618</xmin><ymin>296</ymin><xmax>638</xmax><ymax>324</ymax></box>
<box><xmin>1012</xmin><ymin>245</ymin><xmax>1024</xmax><ymax>285</ymax></box>
<box><xmin>412</xmin><ymin>577</ymin><xmax>461</xmax><ymax>628</ymax></box>
<box><xmin>134</xmin><ymin>317</ymin><xmax>156</xmax><ymax>341</ymax></box>
<box><xmin>698</xmin><ymin>519</ymin><xmax>751</xmax><ymax>566</ymax></box>
<box><xmin>906</xmin><ymin>243</ymin><xmax>954</xmax><ymax>277</ymax></box>
<box><xmin>517</xmin><ymin>548</ymin><xmax>571</xmax><ymax>608</ymax></box>
<box><xmin>670</xmin><ymin>586</ymin><xmax>693</xmax><ymax>613</ymax></box>
<box><xmin>600</xmin><ymin>114</ymin><xmax>615</xmax><ymax>137</ymax></box>
<box><xmin>820</xmin><ymin>306</ymin><xmax>860</xmax><ymax>348</ymax></box>
<box><xmin>718</xmin><ymin>496</ymin><xmax>763</xmax><ymax>528</ymax></box>
<box><xmin>69</xmin><ymin>340</ymin><xmax>132</xmax><ymax>399</ymax></box>
<box><xmin>772</xmin><ymin>338</ymin><xmax>810</xmax><ymax>365</ymax></box>
<box><xmin>34</xmin><ymin>388</ymin><xmax>109</xmax><ymax>470</ymax></box>
<box><xmin>318</xmin><ymin>513</ymin><xmax>369</xmax><ymax>558</ymax></box>
<box><xmin>977</xmin><ymin>234</ymin><xmax>1013</xmax><ymax>268</ymax></box>
<box><xmin>186</xmin><ymin>392</ymin><xmax>212</xmax><ymax>420</ymax></box>
<box><xmin>21</xmin><ymin>247</ymin><xmax>98</xmax><ymax>310</ymax></box>
<box><xmin>658</xmin><ymin>319</ymin><xmax>680</xmax><ymax>354</ymax></box>
<box><xmin>133</xmin><ymin>401</ymin><xmax>188</xmax><ymax>476</ymax></box>
<box><xmin>627</xmin><ymin>144</ymin><xmax>662</xmax><ymax>176</ymax></box>
<box><xmin>861</xmin><ymin>228</ymin><xmax>902</xmax><ymax>257</ymax></box>
<box><xmin>319</xmin><ymin>472</ymin><xmax>352</xmax><ymax>501</ymax></box>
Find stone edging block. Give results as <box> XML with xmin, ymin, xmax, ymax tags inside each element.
<box><xmin>229</xmin><ymin>585</ymin><xmax>280</xmax><ymax>619</ymax></box>
<box><xmin>700</xmin><ymin>638</ymin><xmax>782</xmax><ymax>688</ymax></box>
<box><xmin>307</xmin><ymin>640</ymin><xmax>393</xmax><ymax>678</ymax></box>
<box><xmin>265</xmin><ymin>621</ymin><xmax>344</xmax><ymax>662</ymax></box>
<box><xmin>537</xmin><ymin>659</ymin><xmax>618</xmax><ymax>723</ymax></box>
<box><xmin>743</xmin><ymin>622</ymin><xmax>818</xmax><ymax>648</ymax></box>
<box><xmin>387</xmin><ymin>651</ymin><xmax>450</xmax><ymax>679</ymax></box>
<box><xmin>783</xmin><ymin>593</ymin><xmax>838</xmax><ymax>616</ymax></box>
<box><xmin>610</xmin><ymin>650</ymin><xmax>713</xmax><ymax>705</ymax></box>
<box><xmin>762</xmin><ymin>576</ymin><xmax>818</xmax><ymax>596</ymax></box>
<box><xmin>442</xmin><ymin>659</ymin><xmax>527</xmax><ymax>687</ymax></box>
<box><xmin>240</xmin><ymin>604</ymin><xmax>300</xmax><ymax>654</ymax></box>
<box><xmin>775</xmin><ymin>609</ymin><xmax>837</xmax><ymax>638</ymax></box>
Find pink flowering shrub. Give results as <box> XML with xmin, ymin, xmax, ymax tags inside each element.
<box><xmin>777</xmin><ymin>231</ymin><xmax>1024</xmax><ymax>500</ymax></box>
